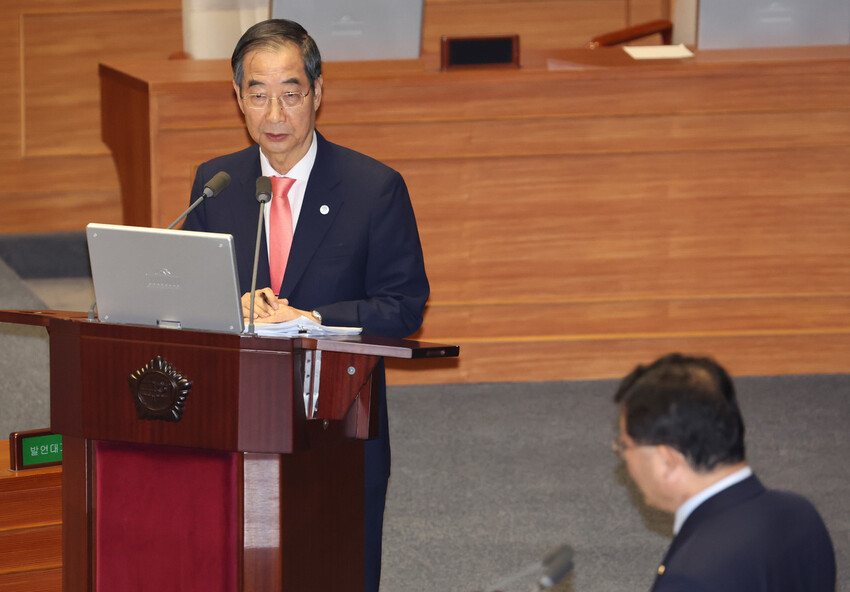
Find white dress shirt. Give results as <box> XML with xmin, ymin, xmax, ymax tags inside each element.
<box><xmin>674</xmin><ymin>466</ymin><xmax>753</xmax><ymax>534</ymax></box>
<box><xmin>259</xmin><ymin>131</ymin><xmax>318</xmax><ymax>259</ymax></box>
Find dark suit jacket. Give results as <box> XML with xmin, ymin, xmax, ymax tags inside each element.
<box><xmin>182</xmin><ymin>131</ymin><xmax>430</xmax><ymax>484</ymax></box>
<box><xmin>652</xmin><ymin>475</ymin><xmax>836</xmax><ymax>592</ymax></box>
<box><xmin>183</xmin><ymin>131</ymin><xmax>429</xmax><ymax>338</ymax></box>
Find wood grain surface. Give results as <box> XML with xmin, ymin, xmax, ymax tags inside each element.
<box><xmin>2</xmin><ymin>1</ymin><xmax>848</xmax><ymax>384</ymax></box>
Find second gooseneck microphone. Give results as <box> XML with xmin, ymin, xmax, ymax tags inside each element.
<box><xmin>167</xmin><ymin>171</ymin><xmax>231</xmax><ymax>229</ymax></box>
<box><xmin>247</xmin><ymin>176</ymin><xmax>273</xmax><ymax>334</ymax></box>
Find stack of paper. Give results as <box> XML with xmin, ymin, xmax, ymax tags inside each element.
<box><xmin>251</xmin><ymin>317</ymin><xmax>362</xmax><ymax>337</ymax></box>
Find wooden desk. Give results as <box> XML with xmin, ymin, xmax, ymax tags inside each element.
<box><xmin>100</xmin><ymin>46</ymin><xmax>850</xmax><ymax>383</ymax></box>
<box><xmin>0</xmin><ymin>310</ymin><xmax>457</xmax><ymax>591</ymax></box>
<box><xmin>0</xmin><ymin>441</ymin><xmax>62</xmax><ymax>592</ymax></box>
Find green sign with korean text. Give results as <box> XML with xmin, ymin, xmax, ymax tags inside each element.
<box><xmin>21</xmin><ymin>433</ymin><xmax>63</xmax><ymax>466</ymax></box>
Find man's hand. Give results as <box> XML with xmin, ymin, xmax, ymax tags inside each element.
<box><xmin>241</xmin><ymin>288</ymin><xmax>320</xmax><ymax>324</ymax></box>
<box><xmin>241</xmin><ymin>288</ymin><xmax>282</xmax><ymax>319</ymax></box>
<box><xmin>259</xmin><ymin>306</ymin><xmax>318</xmax><ymax>324</ymax></box>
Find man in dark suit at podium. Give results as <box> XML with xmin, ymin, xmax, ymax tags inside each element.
<box><xmin>612</xmin><ymin>353</ymin><xmax>835</xmax><ymax>592</ymax></box>
<box><xmin>182</xmin><ymin>19</ymin><xmax>429</xmax><ymax>591</ymax></box>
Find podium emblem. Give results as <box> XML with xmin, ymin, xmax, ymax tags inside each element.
<box><xmin>128</xmin><ymin>356</ymin><xmax>193</xmax><ymax>422</ymax></box>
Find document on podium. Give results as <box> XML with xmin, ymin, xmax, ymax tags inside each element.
<box><xmin>623</xmin><ymin>44</ymin><xmax>694</xmax><ymax>60</ymax></box>
<box><xmin>252</xmin><ymin>316</ymin><xmax>362</xmax><ymax>337</ymax></box>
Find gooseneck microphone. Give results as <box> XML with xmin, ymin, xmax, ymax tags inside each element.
<box><xmin>166</xmin><ymin>171</ymin><xmax>231</xmax><ymax>229</ymax></box>
<box><xmin>247</xmin><ymin>176</ymin><xmax>273</xmax><ymax>334</ymax></box>
<box><xmin>538</xmin><ymin>544</ymin><xmax>574</xmax><ymax>589</ymax></box>
<box><xmin>481</xmin><ymin>543</ymin><xmax>574</xmax><ymax>592</ymax></box>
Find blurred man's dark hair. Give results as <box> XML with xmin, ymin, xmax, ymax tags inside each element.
<box><xmin>614</xmin><ymin>353</ymin><xmax>746</xmax><ymax>471</ymax></box>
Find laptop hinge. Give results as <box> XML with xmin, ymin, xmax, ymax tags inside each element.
<box><xmin>157</xmin><ymin>319</ymin><xmax>182</xmax><ymax>330</ymax></box>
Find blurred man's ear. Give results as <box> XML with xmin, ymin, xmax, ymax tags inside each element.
<box><xmin>657</xmin><ymin>445</ymin><xmax>690</xmax><ymax>482</ymax></box>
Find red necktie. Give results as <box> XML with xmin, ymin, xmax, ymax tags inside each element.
<box><xmin>269</xmin><ymin>176</ymin><xmax>296</xmax><ymax>295</ymax></box>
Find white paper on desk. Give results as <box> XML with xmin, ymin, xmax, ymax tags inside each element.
<box><xmin>251</xmin><ymin>317</ymin><xmax>363</xmax><ymax>337</ymax></box>
<box><xmin>623</xmin><ymin>44</ymin><xmax>694</xmax><ymax>60</ymax></box>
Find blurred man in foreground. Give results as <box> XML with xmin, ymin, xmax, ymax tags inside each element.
<box><xmin>612</xmin><ymin>353</ymin><xmax>835</xmax><ymax>591</ymax></box>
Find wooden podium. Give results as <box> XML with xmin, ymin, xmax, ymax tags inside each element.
<box><xmin>0</xmin><ymin>310</ymin><xmax>458</xmax><ymax>592</ymax></box>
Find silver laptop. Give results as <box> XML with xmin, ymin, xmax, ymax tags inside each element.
<box><xmin>86</xmin><ymin>223</ymin><xmax>244</xmax><ymax>334</ymax></box>
<box><xmin>697</xmin><ymin>0</ymin><xmax>850</xmax><ymax>49</ymax></box>
<box><xmin>272</xmin><ymin>0</ymin><xmax>424</xmax><ymax>61</ymax></box>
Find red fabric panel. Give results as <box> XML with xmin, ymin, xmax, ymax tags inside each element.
<box><xmin>95</xmin><ymin>441</ymin><xmax>238</xmax><ymax>592</ymax></box>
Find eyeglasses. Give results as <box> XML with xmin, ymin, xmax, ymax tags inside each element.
<box><xmin>241</xmin><ymin>90</ymin><xmax>310</xmax><ymax>110</ymax></box>
<box><xmin>612</xmin><ymin>437</ymin><xmax>638</xmax><ymax>460</ymax></box>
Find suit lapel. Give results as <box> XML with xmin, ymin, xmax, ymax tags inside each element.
<box><xmin>280</xmin><ymin>133</ymin><xmax>344</xmax><ymax>297</ymax></box>
<box><xmin>653</xmin><ymin>475</ymin><xmax>765</xmax><ymax>586</ymax></box>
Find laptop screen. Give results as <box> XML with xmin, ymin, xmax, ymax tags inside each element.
<box><xmin>697</xmin><ymin>0</ymin><xmax>850</xmax><ymax>49</ymax></box>
<box><xmin>86</xmin><ymin>223</ymin><xmax>244</xmax><ymax>334</ymax></box>
<box><xmin>271</xmin><ymin>0</ymin><xmax>424</xmax><ymax>61</ymax></box>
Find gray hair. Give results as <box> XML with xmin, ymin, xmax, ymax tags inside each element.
<box><xmin>231</xmin><ymin>19</ymin><xmax>322</xmax><ymax>89</ymax></box>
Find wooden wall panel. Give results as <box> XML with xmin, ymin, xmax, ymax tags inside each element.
<box><xmin>0</xmin><ymin>0</ymin><xmax>182</xmax><ymax>235</ymax></box>
<box><xmin>391</xmin><ymin>148</ymin><xmax>850</xmax><ymax>301</ymax></box>
<box><xmin>0</xmin><ymin>569</ymin><xmax>62</xmax><ymax>592</ymax></box>
<box><xmin>369</xmin><ymin>52</ymin><xmax>850</xmax><ymax>380</ymax></box>
<box><xmin>22</xmin><ymin>10</ymin><xmax>183</xmax><ymax>157</ymax></box>
<box><xmin>321</xmin><ymin>111</ymin><xmax>850</xmax><ymax>159</ymax></box>
<box><xmin>386</xmin><ymin>332</ymin><xmax>850</xmax><ymax>384</ymax></box>
<box><xmin>0</xmin><ymin>527</ymin><xmax>62</xmax><ymax>574</ymax></box>
<box><xmin>0</xmin><ymin>442</ymin><xmax>62</xmax><ymax>591</ymax></box>
<box><xmin>0</xmin><ymin>0</ymin><xmax>665</xmax><ymax>235</ymax></box>
<box><xmin>3</xmin><ymin>0</ymin><xmax>847</xmax><ymax>386</ymax></box>
<box><xmin>389</xmin><ymin>291</ymin><xmax>850</xmax><ymax>382</ymax></box>
<box><xmin>98</xmin><ymin>48</ymin><xmax>850</xmax><ymax>384</ymax></box>
<box><xmin>0</xmin><ymin>156</ymin><xmax>124</xmax><ymax>232</ymax></box>
<box><xmin>628</xmin><ymin>0</ymin><xmax>669</xmax><ymax>24</ymax></box>
<box><xmin>0</xmin><ymin>16</ymin><xmax>23</xmax><ymax>160</ymax></box>
<box><xmin>411</xmin><ymin>295</ymin><xmax>850</xmax><ymax>340</ymax></box>
<box><xmin>316</xmin><ymin>59</ymin><xmax>850</xmax><ymax>123</ymax></box>
<box><xmin>155</xmin><ymin>128</ymin><xmax>251</xmax><ymax>224</ymax></box>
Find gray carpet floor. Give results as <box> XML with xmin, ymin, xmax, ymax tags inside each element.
<box><xmin>382</xmin><ymin>377</ymin><xmax>849</xmax><ymax>592</ymax></box>
<box><xmin>0</xmin><ymin>258</ymin><xmax>50</xmax><ymax>438</ymax></box>
<box><xmin>1</xmin><ymin>256</ymin><xmax>847</xmax><ymax>592</ymax></box>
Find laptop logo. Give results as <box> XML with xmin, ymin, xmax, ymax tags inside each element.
<box><xmin>146</xmin><ymin>268</ymin><xmax>181</xmax><ymax>290</ymax></box>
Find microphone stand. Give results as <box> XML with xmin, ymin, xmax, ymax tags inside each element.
<box><xmin>480</xmin><ymin>544</ymin><xmax>574</xmax><ymax>592</ymax></box>
<box><xmin>247</xmin><ymin>177</ymin><xmax>272</xmax><ymax>334</ymax></box>
<box><xmin>167</xmin><ymin>171</ymin><xmax>231</xmax><ymax>229</ymax></box>
<box><xmin>167</xmin><ymin>195</ymin><xmax>207</xmax><ymax>229</ymax></box>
